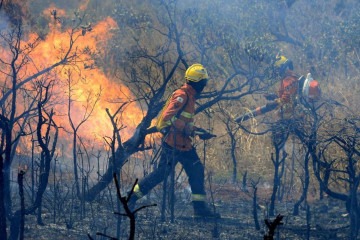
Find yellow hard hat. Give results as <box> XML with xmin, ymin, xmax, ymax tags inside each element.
<box><xmin>274</xmin><ymin>55</ymin><xmax>288</xmax><ymax>68</ymax></box>
<box><xmin>274</xmin><ymin>55</ymin><xmax>293</xmax><ymax>73</ymax></box>
<box><xmin>185</xmin><ymin>63</ymin><xmax>209</xmax><ymax>82</ymax></box>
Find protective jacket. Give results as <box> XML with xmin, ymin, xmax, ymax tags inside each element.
<box><xmin>157</xmin><ymin>83</ymin><xmax>196</xmax><ymax>151</ymax></box>
<box><xmin>278</xmin><ymin>70</ymin><xmax>300</xmax><ymax>118</ymax></box>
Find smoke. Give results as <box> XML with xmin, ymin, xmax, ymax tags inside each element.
<box><xmin>0</xmin><ymin>10</ymin><xmax>9</xmax><ymax>33</ymax></box>
<box><xmin>1</xmin><ymin>0</ymin><xmax>30</xmax><ymax>24</ymax></box>
<box><xmin>0</xmin><ymin>5</ymin><xmax>11</xmax><ymax>54</ymax></box>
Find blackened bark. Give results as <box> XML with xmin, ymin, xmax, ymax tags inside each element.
<box><xmin>9</xmin><ymin>211</ymin><xmax>20</xmax><ymax>240</ymax></box>
<box><xmin>264</xmin><ymin>214</ymin><xmax>284</xmax><ymax>240</ymax></box>
<box><xmin>84</xmin><ymin>100</ymin><xmax>163</xmax><ymax>202</ymax></box>
<box><xmin>0</xmin><ymin>155</ymin><xmax>7</xmax><ymax>239</ymax></box>
<box><xmin>18</xmin><ymin>170</ymin><xmax>26</xmax><ymax>240</ymax></box>
<box><xmin>293</xmin><ymin>151</ymin><xmax>310</xmax><ymax>216</ymax></box>
<box><xmin>0</xmin><ymin>115</ymin><xmax>11</xmax><ymax>239</ymax></box>
<box><xmin>269</xmin><ymin>148</ymin><xmax>287</xmax><ymax>216</ymax></box>
<box><xmin>306</xmin><ymin>204</ymin><xmax>311</xmax><ymax>240</ymax></box>
<box><xmin>230</xmin><ymin>133</ymin><xmax>238</xmax><ymax>183</ymax></box>
<box><xmin>253</xmin><ymin>186</ymin><xmax>260</xmax><ymax>230</ymax></box>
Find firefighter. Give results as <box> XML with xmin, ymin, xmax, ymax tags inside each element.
<box><xmin>235</xmin><ymin>55</ymin><xmax>321</xmax><ymax>147</ymax></box>
<box><xmin>129</xmin><ymin>63</ymin><xmax>220</xmax><ymax>218</ymax></box>
<box><xmin>270</xmin><ymin>55</ymin><xmax>304</xmax><ymax>147</ymax></box>
<box><xmin>273</xmin><ymin>55</ymin><xmax>300</xmax><ymax>118</ymax></box>
<box><xmin>235</xmin><ymin>55</ymin><xmax>320</xmax><ymax>123</ymax></box>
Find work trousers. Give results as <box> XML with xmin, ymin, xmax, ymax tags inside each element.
<box><xmin>137</xmin><ymin>142</ymin><xmax>206</xmax><ymax>196</ymax></box>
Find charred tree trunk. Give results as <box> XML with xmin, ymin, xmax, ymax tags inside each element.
<box><xmin>3</xmin><ymin>125</ymin><xmax>13</xmax><ymax>219</ymax></box>
<box><xmin>223</xmin><ymin>119</ymin><xmax>239</xmax><ymax>184</ymax></box>
<box><xmin>310</xmin><ymin>122</ymin><xmax>360</xmax><ymax>239</ymax></box>
<box><xmin>264</xmin><ymin>214</ymin><xmax>284</xmax><ymax>240</ymax></box>
<box><xmin>253</xmin><ymin>187</ymin><xmax>260</xmax><ymax>230</ymax></box>
<box><xmin>251</xmin><ymin>179</ymin><xmax>261</xmax><ymax>230</ymax></box>
<box><xmin>277</xmin><ymin>156</ymin><xmax>286</xmax><ymax>202</ymax></box>
<box><xmin>169</xmin><ymin>151</ymin><xmax>176</xmax><ymax>223</ymax></box>
<box><xmin>242</xmin><ymin>171</ymin><xmax>248</xmax><ymax>192</ymax></box>
<box><xmin>269</xmin><ymin>147</ymin><xmax>287</xmax><ymax>216</ymax></box>
<box><xmin>0</xmin><ymin>155</ymin><xmax>7</xmax><ymax>239</ymax></box>
<box><xmin>18</xmin><ymin>169</ymin><xmax>26</xmax><ymax>240</ymax></box>
<box><xmin>293</xmin><ymin>151</ymin><xmax>310</xmax><ymax>216</ymax></box>
<box><xmin>161</xmin><ymin>166</ymin><xmax>169</xmax><ymax>222</ymax></box>
<box><xmin>0</xmin><ymin>115</ymin><xmax>11</xmax><ymax>239</ymax></box>
<box><xmin>230</xmin><ymin>134</ymin><xmax>238</xmax><ymax>183</ymax></box>
<box><xmin>72</xmin><ymin>131</ymin><xmax>81</xmax><ymax>198</ymax></box>
<box><xmin>84</xmin><ymin>97</ymin><xmax>164</xmax><ymax>202</ymax></box>
<box><xmin>9</xmin><ymin>89</ymin><xmax>58</xmax><ymax>238</ymax></box>
<box><xmin>347</xmin><ymin>158</ymin><xmax>360</xmax><ymax>239</ymax></box>
<box><xmin>306</xmin><ymin>203</ymin><xmax>311</xmax><ymax>240</ymax></box>
<box><xmin>36</xmin><ymin>151</ymin><xmax>45</xmax><ymax>225</ymax></box>
<box><xmin>9</xmin><ymin>211</ymin><xmax>20</xmax><ymax>240</ymax></box>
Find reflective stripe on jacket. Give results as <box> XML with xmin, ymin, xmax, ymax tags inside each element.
<box><xmin>159</xmin><ymin>83</ymin><xmax>196</xmax><ymax>151</ymax></box>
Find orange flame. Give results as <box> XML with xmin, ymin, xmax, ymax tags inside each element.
<box><xmin>2</xmin><ymin>12</ymin><xmax>143</xmax><ymax>153</ymax></box>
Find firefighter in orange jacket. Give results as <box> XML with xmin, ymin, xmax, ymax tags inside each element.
<box><xmin>129</xmin><ymin>63</ymin><xmax>220</xmax><ymax>218</ymax></box>
<box><xmin>270</xmin><ymin>55</ymin><xmax>303</xmax><ymax>147</ymax></box>
<box><xmin>273</xmin><ymin>55</ymin><xmax>300</xmax><ymax>117</ymax></box>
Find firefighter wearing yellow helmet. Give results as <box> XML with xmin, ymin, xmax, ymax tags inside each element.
<box><xmin>128</xmin><ymin>63</ymin><xmax>220</xmax><ymax>219</ymax></box>
<box><xmin>271</xmin><ymin>54</ymin><xmax>321</xmax><ymax>148</ymax></box>
<box><xmin>273</xmin><ymin>55</ymin><xmax>298</xmax><ymax>109</ymax></box>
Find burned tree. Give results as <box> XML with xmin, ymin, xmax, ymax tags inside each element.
<box><xmin>0</xmin><ymin>6</ymin><xmax>96</xmax><ymax>239</ymax></box>
<box><xmin>217</xmin><ymin>102</ymin><xmax>242</xmax><ymax>183</ymax></box>
<box><xmin>264</xmin><ymin>214</ymin><xmax>284</xmax><ymax>240</ymax></box>
<box><xmin>312</xmin><ymin>117</ymin><xmax>360</xmax><ymax>239</ymax></box>
<box><xmin>64</xmin><ymin>68</ymin><xmax>102</xmax><ymax>199</ymax></box>
<box><xmin>268</xmin><ymin>146</ymin><xmax>287</xmax><ymax>217</ymax></box>
<box><xmin>8</xmin><ymin>82</ymin><xmax>59</xmax><ymax>240</ymax></box>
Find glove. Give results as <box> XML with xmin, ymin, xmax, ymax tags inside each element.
<box><xmin>194</xmin><ymin>128</ymin><xmax>216</xmax><ymax>140</ymax></box>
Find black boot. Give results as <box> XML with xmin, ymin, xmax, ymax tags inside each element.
<box><xmin>192</xmin><ymin>201</ymin><xmax>221</xmax><ymax>219</ymax></box>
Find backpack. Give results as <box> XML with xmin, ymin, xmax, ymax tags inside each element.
<box><xmin>302</xmin><ymin>73</ymin><xmax>321</xmax><ymax>102</ymax></box>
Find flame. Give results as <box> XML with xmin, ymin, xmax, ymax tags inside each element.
<box><xmin>1</xmin><ymin>10</ymin><xmax>143</xmax><ymax>153</ymax></box>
